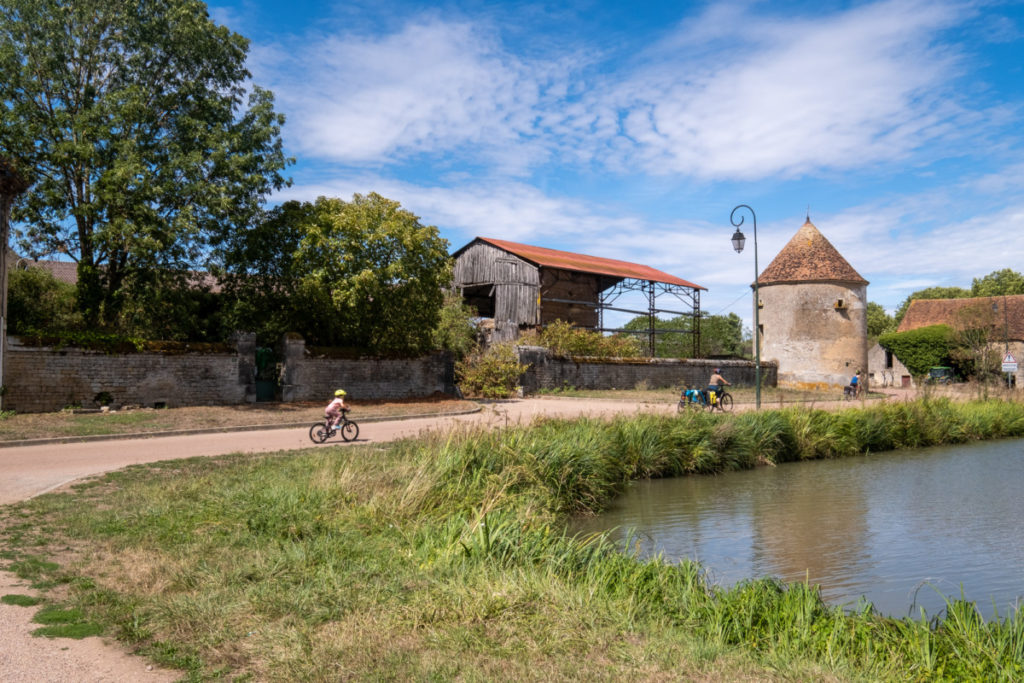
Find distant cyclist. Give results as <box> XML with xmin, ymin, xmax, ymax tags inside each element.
<box><xmin>325</xmin><ymin>389</ymin><xmax>348</xmax><ymax>430</ymax></box>
<box><xmin>707</xmin><ymin>368</ymin><xmax>731</xmax><ymax>403</ymax></box>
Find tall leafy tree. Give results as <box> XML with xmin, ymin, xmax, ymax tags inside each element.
<box><xmin>971</xmin><ymin>269</ymin><xmax>1024</xmax><ymax>297</ymax></box>
<box><xmin>866</xmin><ymin>301</ymin><xmax>896</xmax><ymax>339</ymax></box>
<box><xmin>0</xmin><ymin>0</ymin><xmax>290</xmax><ymax>327</ymax></box>
<box><xmin>223</xmin><ymin>193</ymin><xmax>452</xmax><ymax>354</ymax></box>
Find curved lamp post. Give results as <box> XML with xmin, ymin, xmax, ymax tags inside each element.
<box><xmin>0</xmin><ymin>157</ymin><xmax>30</xmax><ymax>411</ymax></box>
<box><xmin>730</xmin><ymin>204</ymin><xmax>761</xmax><ymax>410</ymax></box>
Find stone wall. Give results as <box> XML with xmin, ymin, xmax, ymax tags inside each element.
<box><xmin>516</xmin><ymin>346</ymin><xmax>777</xmax><ymax>392</ymax></box>
<box><xmin>277</xmin><ymin>338</ymin><xmax>456</xmax><ymax>402</ymax></box>
<box><xmin>5</xmin><ymin>336</ymin><xmax>253</xmax><ymax>413</ymax></box>
<box><xmin>4</xmin><ymin>335</ymin><xmax>457</xmax><ymax>413</ymax></box>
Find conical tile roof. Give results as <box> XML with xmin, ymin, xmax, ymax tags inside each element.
<box><xmin>758</xmin><ymin>219</ymin><xmax>867</xmax><ymax>285</ymax></box>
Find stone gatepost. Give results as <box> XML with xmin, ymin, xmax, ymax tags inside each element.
<box><xmin>232</xmin><ymin>332</ymin><xmax>258</xmax><ymax>403</ymax></box>
<box><xmin>279</xmin><ymin>334</ymin><xmax>306</xmax><ymax>403</ymax></box>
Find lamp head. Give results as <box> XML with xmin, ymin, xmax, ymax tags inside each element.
<box><xmin>731</xmin><ymin>228</ymin><xmax>746</xmax><ymax>254</ymax></box>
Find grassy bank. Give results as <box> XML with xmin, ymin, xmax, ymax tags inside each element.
<box><xmin>3</xmin><ymin>398</ymin><xmax>1024</xmax><ymax>680</ymax></box>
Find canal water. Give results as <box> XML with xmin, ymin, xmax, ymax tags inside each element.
<box><xmin>572</xmin><ymin>438</ymin><xmax>1024</xmax><ymax>619</ymax></box>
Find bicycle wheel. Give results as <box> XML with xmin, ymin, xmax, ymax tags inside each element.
<box><xmin>309</xmin><ymin>422</ymin><xmax>329</xmax><ymax>444</ymax></box>
<box><xmin>718</xmin><ymin>394</ymin><xmax>733</xmax><ymax>412</ymax></box>
<box><xmin>341</xmin><ymin>420</ymin><xmax>359</xmax><ymax>442</ymax></box>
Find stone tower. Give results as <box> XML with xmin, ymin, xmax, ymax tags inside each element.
<box><xmin>756</xmin><ymin>218</ymin><xmax>868</xmax><ymax>390</ymax></box>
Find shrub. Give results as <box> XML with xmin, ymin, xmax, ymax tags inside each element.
<box><xmin>539</xmin><ymin>319</ymin><xmax>643</xmax><ymax>358</ymax></box>
<box><xmin>878</xmin><ymin>324</ymin><xmax>952</xmax><ymax>377</ymax></box>
<box><xmin>7</xmin><ymin>266</ymin><xmax>81</xmax><ymax>333</ymax></box>
<box><xmin>456</xmin><ymin>343</ymin><xmax>530</xmax><ymax>398</ymax></box>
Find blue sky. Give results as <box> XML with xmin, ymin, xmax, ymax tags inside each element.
<box><xmin>209</xmin><ymin>0</ymin><xmax>1024</xmax><ymax>328</ymax></box>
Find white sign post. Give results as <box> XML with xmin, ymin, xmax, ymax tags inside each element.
<box><xmin>1003</xmin><ymin>353</ymin><xmax>1017</xmax><ymax>374</ymax></box>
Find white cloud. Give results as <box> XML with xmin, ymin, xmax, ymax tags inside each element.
<box><xmin>602</xmin><ymin>0</ymin><xmax>977</xmax><ymax>179</ymax></box>
<box><xmin>253</xmin><ymin>19</ymin><xmax>572</xmax><ymax>172</ymax></box>
<box><xmin>249</xmin><ymin>0</ymin><xmax>996</xmax><ymax>182</ymax></box>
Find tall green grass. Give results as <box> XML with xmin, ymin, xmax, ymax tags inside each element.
<box><xmin>4</xmin><ymin>397</ymin><xmax>1024</xmax><ymax>680</ymax></box>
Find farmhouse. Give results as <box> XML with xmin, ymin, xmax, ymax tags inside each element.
<box><xmin>891</xmin><ymin>295</ymin><xmax>1024</xmax><ymax>387</ymax></box>
<box><xmin>452</xmin><ymin>237</ymin><xmax>705</xmax><ymax>355</ymax></box>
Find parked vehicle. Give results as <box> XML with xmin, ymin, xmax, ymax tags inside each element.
<box><xmin>926</xmin><ymin>367</ymin><xmax>955</xmax><ymax>384</ymax></box>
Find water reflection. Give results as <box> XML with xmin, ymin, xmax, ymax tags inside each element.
<box><xmin>572</xmin><ymin>439</ymin><xmax>1024</xmax><ymax>619</ymax></box>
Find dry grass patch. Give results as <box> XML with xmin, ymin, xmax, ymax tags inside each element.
<box><xmin>0</xmin><ymin>396</ymin><xmax>475</xmax><ymax>442</ymax></box>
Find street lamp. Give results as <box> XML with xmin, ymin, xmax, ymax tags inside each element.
<box><xmin>730</xmin><ymin>204</ymin><xmax>761</xmax><ymax>410</ymax></box>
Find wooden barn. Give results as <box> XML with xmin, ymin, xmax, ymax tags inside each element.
<box><xmin>452</xmin><ymin>237</ymin><xmax>705</xmax><ymax>355</ymax></box>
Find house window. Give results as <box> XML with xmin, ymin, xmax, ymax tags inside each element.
<box><xmin>884</xmin><ymin>350</ymin><xmax>893</xmax><ymax>370</ymax></box>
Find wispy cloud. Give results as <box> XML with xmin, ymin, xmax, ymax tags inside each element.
<box><xmin>601</xmin><ymin>0</ymin><xmax>978</xmax><ymax>179</ymax></box>
<box><xmin>252</xmin><ymin>0</ymin><xmax>995</xmax><ymax>181</ymax></box>
<box><xmin>251</xmin><ymin>19</ymin><xmax>575</xmax><ymax>173</ymax></box>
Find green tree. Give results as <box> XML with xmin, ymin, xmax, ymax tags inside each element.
<box><xmin>893</xmin><ymin>286</ymin><xmax>971</xmax><ymax>325</ymax></box>
<box><xmin>216</xmin><ymin>201</ymin><xmax>313</xmax><ymax>343</ymax></box>
<box><xmin>623</xmin><ymin>313</ymin><xmax>743</xmax><ymax>358</ymax></box>
<box><xmin>237</xmin><ymin>194</ymin><xmax>451</xmax><ymax>354</ymax></box>
<box><xmin>948</xmin><ymin>302</ymin><xmax>1001</xmax><ymax>383</ymax></box>
<box><xmin>0</xmin><ymin>0</ymin><xmax>290</xmax><ymax>328</ymax></box>
<box><xmin>7</xmin><ymin>266</ymin><xmax>80</xmax><ymax>333</ymax></box>
<box><xmin>878</xmin><ymin>325</ymin><xmax>953</xmax><ymax>377</ymax></box>
<box><xmin>866</xmin><ymin>302</ymin><xmax>896</xmax><ymax>339</ymax></box>
<box><xmin>431</xmin><ymin>289</ymin><xmax>479</xmax><ymax>359</ymax></box>
<box><xmin>970</xmin><ymin>269</ymin><xmax>1024</xmax><ymax>297</ymax></box>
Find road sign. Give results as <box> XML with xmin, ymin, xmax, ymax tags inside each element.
<box><xmin>1003</xmin><ymin>353</ymin><xmax>1018</xmax><ymax>373</ymax></box>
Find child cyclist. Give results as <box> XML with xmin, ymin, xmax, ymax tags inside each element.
<box><xmin>325</xmin><ymin>389</ymin><xmax>348</xmax><ymax>430</ymax></box>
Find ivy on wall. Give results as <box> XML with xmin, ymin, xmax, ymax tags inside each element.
<box><xmin>878</xmin><ymin>325</ymin><xmax>953</xmax><ymax>377</ymax></box>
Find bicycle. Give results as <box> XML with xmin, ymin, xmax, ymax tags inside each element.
<box><xmin>707</xmin><ymin>387</ymin><xmax>734</xmax><ymax>412</ymax></box>
<box><xmin>677</xmin><ymin>388</ymin><xmax>733</xmax><ymax>413</ymax></box>
<box><xmin>309</xmin><ymin>408</ymin><xmax>359</xmax><ymax>443</ymax></box>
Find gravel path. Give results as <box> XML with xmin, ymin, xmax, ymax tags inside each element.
<box><xmin>0</xmin><ymin>393</ymin><xmax>910</xmax><ymax>681</ymax></box>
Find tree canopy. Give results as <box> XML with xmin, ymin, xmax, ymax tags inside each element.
<box><xmin>866</xmin><ymin>302</ymin><xmax>896</xmax><ymax>339</ymax></box>
<box><xmin>971</xmin><ymin>269</ymin><xmax>1024</xmax><ymax>298</ymax></box>
<box><xmin>0</xmin><ymin>0</ymin><xmax>290</xmax><ymax>327</ymax></box>
<box><xmin>220</xmin><ymin>194</ymin><xmax>452</xmax><ymax>354</ymax></box>
<box><xmin>623</xmin><ymin>313</ymin><xmax>744</xmax><ymax>359</ymax></box>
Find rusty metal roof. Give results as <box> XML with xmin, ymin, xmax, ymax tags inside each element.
<box><xmin>460</xmin><ymin>237</ymin><xmax>705</xmax><ymax>290</ymax></box>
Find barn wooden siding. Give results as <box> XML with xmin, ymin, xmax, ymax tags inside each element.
<box><xmin>453</xmin><ymin>242</ymin><xmax>540</xmax><ymax>342</ymax></box>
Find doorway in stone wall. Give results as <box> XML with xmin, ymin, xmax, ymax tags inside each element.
<box><xmin>254</xmin><ymin>346</ymin><xmax>279</xmax><ymax>401</ymax></box>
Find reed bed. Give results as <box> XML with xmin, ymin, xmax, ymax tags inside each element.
<box><xmin>3</xmin><ymin>398</ymin><xmax>1024</xmax><ymax>680</ymax></box>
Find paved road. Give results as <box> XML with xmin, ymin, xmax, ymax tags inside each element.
<box><xmin>0</xmin><ymin>398</ymin><xmax>665</xmax><ymax>506</ymax></box>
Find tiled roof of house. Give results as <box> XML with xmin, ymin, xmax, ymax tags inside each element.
<box><xmin>897</xmin><ymin>295</ymin><xmax>1024</xmax><ymax>341</ymax></box>
<box><xmin>758</xmin><ymin>219</ymin><xmax>867</xmax><ymax>285</ymax></box>
<box><xmin>15</xmin><ymin>255</ymin><xmax>221</xmax><ymax>292</ymax></box>
<box><xmin>455</xmin><ymin>237</ymin><xmax>705</xmax><ymax>290</ymax></box>
<box><xmin>19</xmin><ymin>257</ymin><xmax>78</xmax><ymax>285</ymax></box>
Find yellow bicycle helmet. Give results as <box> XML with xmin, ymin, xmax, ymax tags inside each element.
<box><xmin>335</xmin><ymin>389</ymin><xmax>347</xmax><ymax>397</ymax></box>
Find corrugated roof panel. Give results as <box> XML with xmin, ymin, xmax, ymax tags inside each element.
<box><xmin>472</xmin><ymin>237</ymin><xmax>705</xmax><ymax>290</ymax></box>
